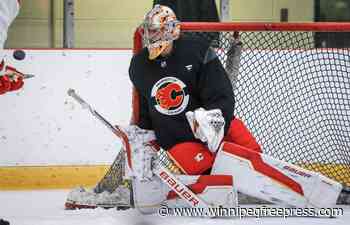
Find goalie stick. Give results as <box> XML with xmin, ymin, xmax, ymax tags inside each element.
<box><xmin>67</xmin><ymin>88</ymin><xmax>131</xmax><ymax>168</ymax></box>
<box><xmin>8</xmin><ymin>73</ymin><xmax>35</xmax><ymax>80</ymax></box>
<box><xmin>20</xmin><ymin>74</ymin><xmax>35</xmax><ymax>79</ymax></box>
<box><xmin>67</xmin><ymin>89</ymin><xmax>212</xmax><ymax>212</ymax></box>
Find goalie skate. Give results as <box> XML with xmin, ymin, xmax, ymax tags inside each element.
<box><xmin>65</xmin><ymin>186</ymin><xmax>131</xmax><ymax>210</ymax></box>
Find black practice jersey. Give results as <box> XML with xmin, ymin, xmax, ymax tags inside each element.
<box><xmin>129</xmin><ymin>36</ymin><xmax>235</xmax><ymax>150</ymax></box>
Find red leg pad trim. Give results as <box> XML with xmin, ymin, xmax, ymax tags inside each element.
<box><xmin>167</xmin><ymin>175</ymin><xmax>233</xmax><ymax>200</ymax></box>
<box><xmin>222</xmin><ymin>142</ymin><xmax>304</xmax><ymax>195</ymax></box>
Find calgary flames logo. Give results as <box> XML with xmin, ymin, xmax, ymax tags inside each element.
<box><xmin>151</xmin><ymin>77</ymin><xmax>189</xmax><ymax>115</ymax></box>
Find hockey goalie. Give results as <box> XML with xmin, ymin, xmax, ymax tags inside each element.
<box><xmin>65</xmin><ymin>5</ymin><xmax>342</xmax><ymax>213</ymax></box>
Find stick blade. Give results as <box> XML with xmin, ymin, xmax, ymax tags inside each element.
<box><xmin>22</xmin><ymin>74</ymin><xmax>35</xmax><ymax>79</ymax></box>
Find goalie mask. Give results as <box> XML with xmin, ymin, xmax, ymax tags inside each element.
<box><xmin>143</xmin><ymin>4</ymin><xmax>180</xmax><ymax>60</ymax></box>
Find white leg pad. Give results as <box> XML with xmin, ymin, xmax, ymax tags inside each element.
<box><xmin>211</xmin><ymin>142</ymin><xmax>342</xmax><ymax>208</ymax></box>
<box><xmin>132</xmin><ymin>174</ymin><xmax>237</xmax><ymax>214</ymax></box>
<box><xmin>132</xmin><ymin>176</ymin><xmax>168</xmax><ymax>214</ymax></box>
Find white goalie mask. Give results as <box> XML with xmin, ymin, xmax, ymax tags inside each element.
<box><xmin>142</xmin><ymin>4</ymin><xmax>180</xmax><ymax>60</ymax></box>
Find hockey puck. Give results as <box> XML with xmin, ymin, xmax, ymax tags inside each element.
<box><xmin>0</xmin><ymin>219</ymin><xmax>10</xmax><ymax>225</ymax></box>
<box><xmin>13</xmin><ymin>49</ymin><xmax>26</xmax><ymax>61</ymax></box>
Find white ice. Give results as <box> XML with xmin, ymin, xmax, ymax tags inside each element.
<box><xmin>0</xmin><ymin>190</ymin><xmax>349</xmax><ymax>225</ymax></box>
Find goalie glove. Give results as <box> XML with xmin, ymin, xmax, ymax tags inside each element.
<box><xmin>0</xmin><ymin>74</ymin><xmax>11</xmax><ymax>95</ymax></box>
<box><xmin>186</xmin><ymin>108</ymin><xmax>225</xmax><ymax>153</ymax></box>
<box><xmin>0</xmin><ymin>59</ymin><xmax>24</xmax><ymax>95</ymax></box>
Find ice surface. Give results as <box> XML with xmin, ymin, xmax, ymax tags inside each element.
<box><xmin>0</xmin><ymin>190</ymin><xmax>349</xmax><ymax>225</ymax></box>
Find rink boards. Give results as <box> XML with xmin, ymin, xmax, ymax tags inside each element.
<box><xmin>0</xmin><ymin>49</ymin><xmax>132</xmax><ymax>189</ymax></box>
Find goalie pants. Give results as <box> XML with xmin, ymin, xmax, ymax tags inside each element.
<box><xmin>168</xmin><ymin>117</ymin><xmax>261</xmax><ymax>175</ymax></box>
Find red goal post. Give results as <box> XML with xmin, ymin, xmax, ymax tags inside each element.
<box><xmin>132</xmin><ymin>22</ymin><xmax>350</xmax><ymax>189</ymax></box>
<box><xmin>179</xmin><ymin>22</ymin><xmax>350</xmax><ymax>31</ymax></box>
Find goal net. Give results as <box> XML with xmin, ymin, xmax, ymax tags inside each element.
<box><xmin>92</xmin><ymin>22</ymin><xmax>350</xmax><ymax>205</ymax></box>
<box><xmin>173</xmin><ymin>22</ymin><xmax>350</xmax><ymax>189</ymax></box>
